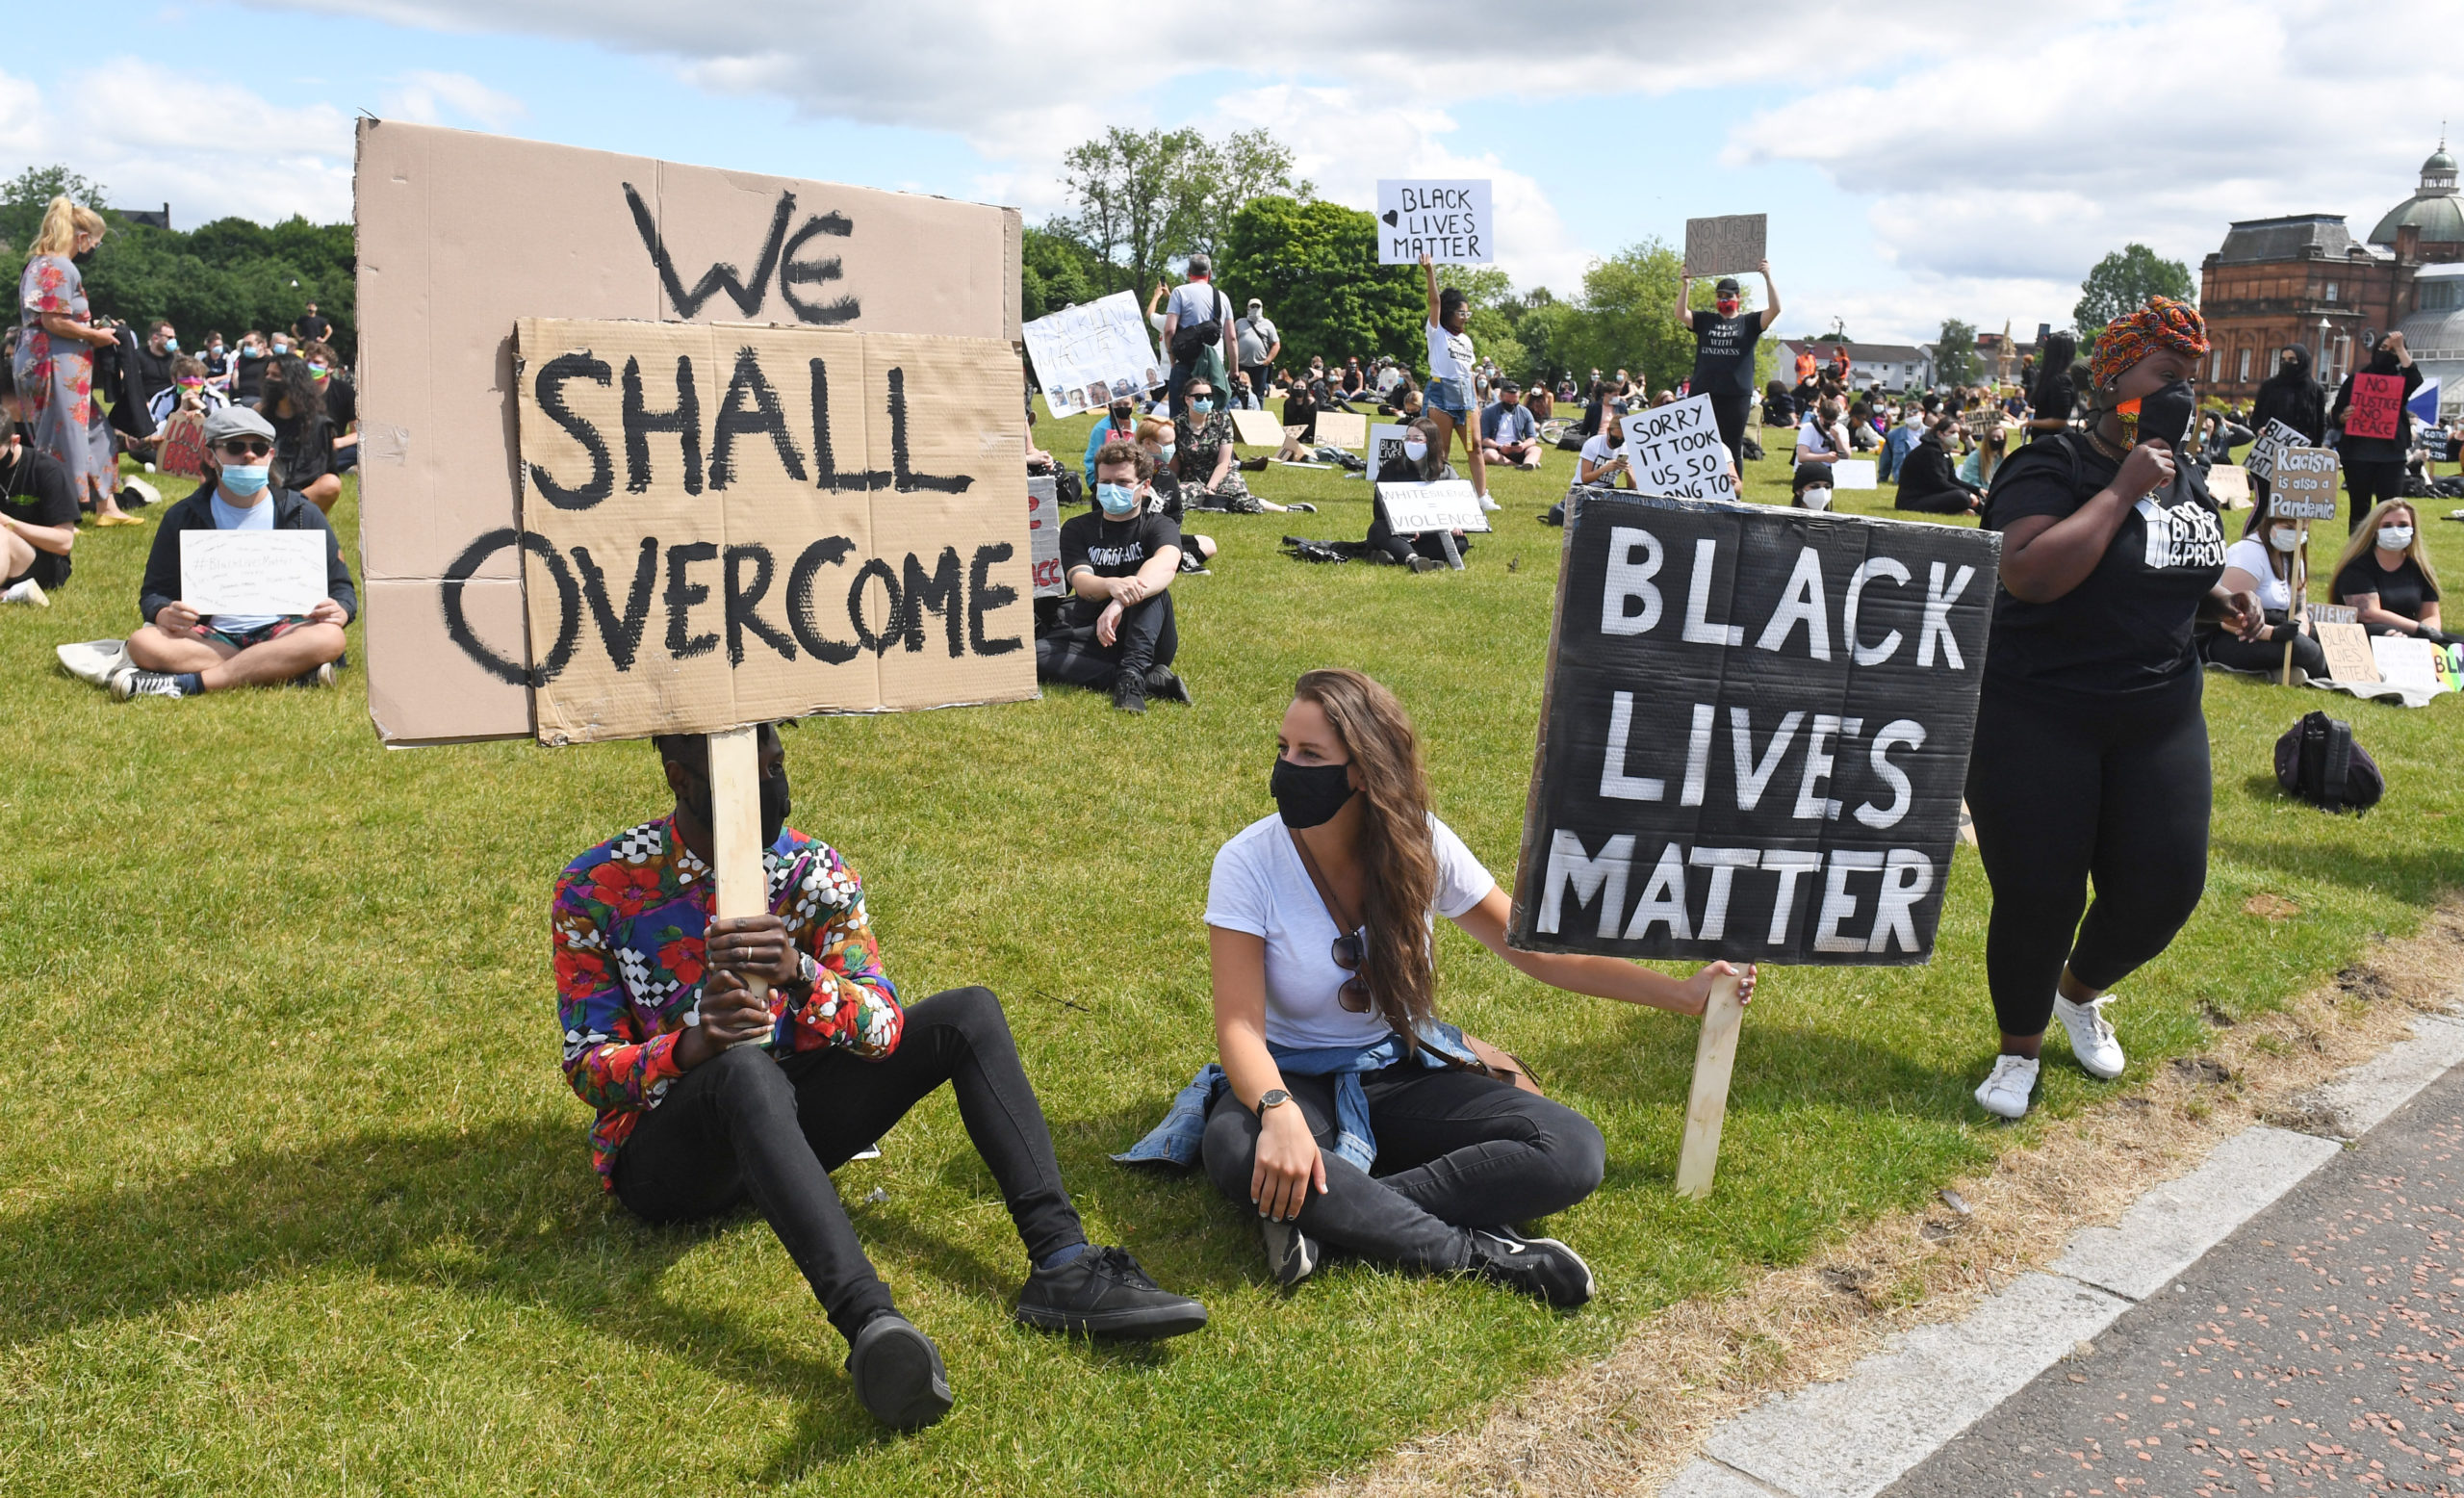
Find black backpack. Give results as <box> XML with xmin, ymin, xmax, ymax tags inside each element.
<box><xmin>1168</xmin><ymin>291</ymin><xmax>1227</xmax><ymax>365</ymax></box>
<box><xmin>2274</xmin><ymin>710</ymin><xmax>2384</xmax><ymax>814</ymax></box>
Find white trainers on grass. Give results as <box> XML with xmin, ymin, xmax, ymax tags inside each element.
<box><xmin>0</xmin><ymin>579</ymin><xmax>46</xmax><ymax>607</ymax></box>
<box><xmin>1975</xmin><ymin>1054</ymin><xmax>2040</xmax><ymax>1120</ymax></box>
<box><xmin>2054</xmin><ymin>994</ymin><xmax>2125</xmax><ymax>1078</ymax></box>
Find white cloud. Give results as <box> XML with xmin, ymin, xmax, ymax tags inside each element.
<box><xmin>381</xmin><ymin>69</ymin><xmax>526</xmax><ymax>130</ymax></box>
<box><xmin>0</xmin><ymin>60</ymin><xmax>354</xmax><ymax>225</ymax></box>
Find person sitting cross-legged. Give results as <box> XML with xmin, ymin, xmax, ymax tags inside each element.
<box><xmin>1039</xmin><ymin>441</ymin><xmax>1193</xmax><ymax>712</ymax></box>
<box><xmin>556</xmin><ymin>724</ymin><xmax>1208</xmax><ymax>1433</ymax></box>
<box><xmin>115</xmin><ymin>406</ymin><xmax>351</xmax><ymax>700</ymax></box>
<box><xmin>1478</xmin><ymin>381</ymin><xmax>1543</xmax><ymax>470</ymax></box>
<box><xmin>0</xmin><ymin>359</ymin><xmax>76</xmax><ymax>606</ymax></box>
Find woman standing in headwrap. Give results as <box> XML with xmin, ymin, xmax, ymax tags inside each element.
<box><xmin>1964</xmin><ymin>298</ymin><xmax>2262</xmax><ymax>1121</ymax></box>
<box><xmin>14</xmin><ymin>198</ymin><xmax>141</xmax><ymax>526</ymax></box>
<box><xmin>2247</xmin><ymin>341</ymin><xmax>2326</xmax><ymax>511</ymax></box>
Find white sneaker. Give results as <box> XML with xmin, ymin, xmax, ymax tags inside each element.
<box><xmin>1477</xmin><ymin>493</ymin><xmax>1502</xmax><ymax>511</ymax></box>
<box><xmin>1975</xmin><ymin>1053</ymin><xmax>2040</xmax><ymax>1119</ymax></box>
<box><xmin>2054</xmin><ymin>994</ymin><xmax>2125</xmax><ymax>1078</ymax></box>
<box><xmin>1</xmin><ymin>579</ymin><xmax>47</xmax><ymax>607</ymax></box>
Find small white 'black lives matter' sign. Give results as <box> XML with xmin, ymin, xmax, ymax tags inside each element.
<box><xmin>1510</xmin><ymin>494</ymin><xmax>2000</xmax><ymax>966</ymax></box>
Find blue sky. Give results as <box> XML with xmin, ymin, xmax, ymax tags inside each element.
<box><xmin>3</xmin><ymin>0</ymin><xmax>2452</xmax><ymax>345</ymax></box>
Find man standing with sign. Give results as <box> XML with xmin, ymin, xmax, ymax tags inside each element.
<box><xmin>556</xmin><ymin>724</ymin><xmax>1208</xmax><ymax>1433</ymax></box>
<box><xmin>1965</xmin><ymin>299</ymin><xmax>2261</xmax><ymax>1120</ymax></box>
<box><xmin>1674</xmin><ymin>259</ymin><xmax>1782</xmax><ymax>463</ymax></box>
<box><xmin>2329</xmin><ymin>331</ymin><xmax>2421</xmax><ymax>532</ymax></box>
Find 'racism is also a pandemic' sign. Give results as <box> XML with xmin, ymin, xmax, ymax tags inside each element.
<box><xmin>1510</xmin><ymin>494</ymin><xmax>1999</xmax><ymax>966</ymax></box>
<box><xmin>354</xmin><ymin>120</ymin><xmax>1031</xmax><ymax>745</ymax></box>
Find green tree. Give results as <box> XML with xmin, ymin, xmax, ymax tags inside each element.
<box><xmin>1215</xmin><ymin>194</ymin><xmax>1420</xmax><ymax>371</ymax></box>
<box><xmin>0</xmin><ymin>164</ymin><xmax>111</xmax><ymax>256</ymax></box>
<box><xmin>1055</xmin><ymin>127</ymin><xmax>1307</xmax><ymax>299</ymax></box>
<box><xmin>2073</xmin><ymin>244</ymin><xmax>2194</xmax><ymax>346</ymax></box>
<box><xmin>1935</xmin><ymin>318</ymin><xmax>1978</xmax><ymax>387</ymax></box>
<box><xmin>1019</xmin><ymin>224</ymin><xmax>1103</xmax><ymax>320</ymax></box>
<box><xmin>1551</xmin><ymin>240</ymin><xmax>1699</xmax><ymax>394</ymax></box>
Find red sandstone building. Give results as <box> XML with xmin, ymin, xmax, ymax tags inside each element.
<box><xmin>2198</xmin><ymin>143</ymin><xmax>2462</xmax><ymax>404</ymax></box>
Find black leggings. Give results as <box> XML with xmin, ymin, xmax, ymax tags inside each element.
<box><xmin>1200</xmin><ymin>1064</ymin><xmax>1604</xmax><ymax>1272</ymax></box>
<box><xmin>1035</xmin><ymin>590</ymin><xmax>1178</xmax><ymax>686</ymax></box>
<box><xmin>1707</xmin><ymin>392</ymin><xmax>1751</xmax><ymax>459</ymax></box>
<box><xmin>611</xmin><ymin>987</ymin><xmax>1084</xmax><ymax>1343</ymax></box>
<box><xmin>2201</xmin><ymin>615</ymin><xmax>2327</xmax><ymax>679</ymax></box>
<box><xmin>2344</xmin><ymin>459</ymin><xmax>2405</xmax><ymax>531</ymax></box>
<box><xmin>1964</xmin><ymin>677</ymin><xmax>2211</xmax><ymax>1038</ymax></box>
<box><xmin>1365</xmin><ymin>510</ymin><xmax>1475</xmax><ymax>567</ymax></box>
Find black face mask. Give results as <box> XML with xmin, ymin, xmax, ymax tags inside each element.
<box><xmin>2127</xmin><ymin>376</ymin><xmax>2197</xmax><ymax>448</ymax></box>
<box><xmin>680</xmin><ymin>767</ymin><xmax>791</xmax><ymax>846</ymax></box>
<box><xmin>70</xmin><ymin>248</ymin><xmax>94</xmax><ymax>268</ymax></box>
<box><xmin>1270</xmin><ymin>757</ymin><xmax>1354</xmax><ymax>829</ymax></box>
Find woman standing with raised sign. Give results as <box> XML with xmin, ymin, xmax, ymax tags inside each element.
<box><xmin>1965</xmin><ymin>299</ymin><xmax>2262</xmax><ymax>1120</ymax></box>
<box><xmin>1419</xmin><ymin>253</ymin><xmax>1492</xmax><ymax>511</ymax></box>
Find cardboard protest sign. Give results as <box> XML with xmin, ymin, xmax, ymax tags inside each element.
<box><xmin>1229</xmin><ymin>408</ymin><xmax>1287</xmax><ymax>448</ymax></box>
<box><xmin>1375</xmin><ymin>180</ymin><xmax>1493</xmax><ymax>265</ymax></box>
<box><xmin>2311</xmin><ymin>603</ymin><xmax>2357</xmax><ymax>625</ymax></box>
<box><xmin>2244</xmin><ymin>419</ymin><xmax>2305</xmax><ymax>483</ymax></box>
<box><xmin>1684</xmin><ymin>215</ymin><xmax>1767</xmax><ymax>277</ymax></box>
<box><xmin>1027</xmin><ymin>474</ymin><xmax>1065</xmax><ymax>600</ymax></box>
<box><xmin>2372</xmin><ymin>634</ymin><xmax>2447</xmax><ymax>693</ymax></box>
<box><xmin>2271</xmin><ymin>448</ymin><xmax>2341</xmax><ymax>520</ymax></box>
<box><xmin>157</xmin><ymin>408</ymin><xmax>208</xmax><ymax>478</ymax></box>
<box><xmin>2207</xmin><ymin>464</ymin><xmax>2251</xmax><ymax>508</ymax></box>
<box><xmin>1621</xmin><ymin>395</ymin><xmax>1738</xmax><ymax>502</ymax></box>
<box><xmin>1510</xmin><ymin>494</ymin><xmax>1999</xmax><ymax>966</ymax></box>
<box><xmin>1833</xmin><ymin>459</ymin><xmax>1879</xmax><ymax>490</ymax></box>
<box><xmin>2347</xmin><ymin>372</ymin><xmax>2404</xmax><ymax>442</ymax></box>
<box><xmin>354</xmin><ymin>120</ymin><xmax>1022</xmax><ymax>745</ymax></box>
<box><xmin>1367</xmin><ymin>423</ymin><xmax>1411</xmax><ymax>485</ymax></box>
<box><xmin>1023</xmin><ymin>291</ymin><xmax>1163</xmax><ymax>420</ymax></box>
<box><xmin>1376</xmin><ymin>479</ymin><xmax>1490</xmax><ymax>534</ymax></box>
<box><xmin>509</xmin><ymin>317</ymin><xmax>1033</xmax><ymax>745</ymax></box>
<box><xmin>180</xmin><ymin>529</ymin><xmax>328</xmax><ymax>616</ymax></box>
<box><xmin>2318</xmin><ymin>621</ymin><xmax>2379</xmax><ymax>684</ymax></box>
<box><xmin>1314</xmin><ymin>410</ymin><xmax>1368</xmax><ymax>450</ymax></box>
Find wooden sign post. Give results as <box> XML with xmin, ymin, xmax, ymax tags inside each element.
<box><xmin>2282</xmin><ymin>521</ymin><xmax>2309</xmax><ymax>686</ymax></box>
<box><xmin>1675</xmin><ymin>970</ymin><xmax>1746</xmax><ymax>1198</ymax></box>
<box><xmin>708</xmin><ymin>725</ymin><xmax>775</xmax><ymax>1047</ymax></box>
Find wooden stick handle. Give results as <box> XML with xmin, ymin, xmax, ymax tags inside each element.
<box><xmin>707</xmin><ymin>725</ymin><xmax>773</xmax><ymax>1050</ymax></box>
<box><xmin>1674</xmin><ymin>972</ymin><xmax>1747</xmax><ymax>1199</ymax></box>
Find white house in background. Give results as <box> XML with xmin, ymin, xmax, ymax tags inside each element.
<box><xmin>1776</xmin><ymin>340</ymin><xmax>1931</xmax><ymax>392</ymax></box>
<box><xmin>2397</xmin><ymin>261</ymin><xmax>2464</xmax><ymax>418</ymax></box>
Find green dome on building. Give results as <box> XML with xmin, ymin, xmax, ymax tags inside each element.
<box><xmin>2370</xmin><ymin>143</ymin><xmax>2464</xmax><ymax>249</ymax></box>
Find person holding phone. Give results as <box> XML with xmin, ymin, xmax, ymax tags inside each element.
<box><xmin>1578</xmin><ymin>404</ymin><xmax>1635</xmax><ymax>488</ymax></box>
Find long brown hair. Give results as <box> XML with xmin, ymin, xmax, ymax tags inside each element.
<box><xmin>1295</xmin><ymin>668</ymin><xmax>1441</xmax><ymax>1044</ymax></box>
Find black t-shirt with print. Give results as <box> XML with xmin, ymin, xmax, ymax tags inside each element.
<box><xmin>1688</xmin><ymin>310</ymin><xmax>1762</xmax><ymax>396</ymax></box>
<box><xmin>2334</xmin><ymin>551</ymin><xmax>2440</xmax><ymax>623</ymax></box>
<box><xmin>0</xmin><ymin>443</ymin><xmax>77</xmax><ymax>587</ymax></box>
<box><xmin>323</xmin><ymin>374</ymin><xmax>358</xmax><ymax>430</ymax></box>
<box><xmin>1981</xmin><ymin>433</ymin><xmax>2227</xmax><ymax>696</ymax></box>
<box><xmin>1061</xmin><ymin>507</ymin><xmax>1182</xmax><ymax>581</ymax></box>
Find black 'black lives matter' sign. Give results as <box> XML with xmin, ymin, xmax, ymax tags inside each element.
<box><xmin>1510</xmin><ymin>493</ymin><xmax>2000</xmax><ymax>966</ymax></box>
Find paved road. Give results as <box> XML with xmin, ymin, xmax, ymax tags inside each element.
<box><xmin>1886</xmin><ymin>1065</ymin><xmax>2464</xmax><ymax>1498</ymax></box>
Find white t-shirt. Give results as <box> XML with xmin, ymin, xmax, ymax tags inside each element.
<box><xmin>2223</xmin><ymin>535</ymin><xmax>2295</xmax><ymax>612</ymax></box>
<box><xmin>1204</xmin><ymin>812</ymin><xmax>1496</xmax><ymax>1049</ymax></box>
<box><xmin>1795</xmin><ymin>417</ymin><xmax>1838</xmax><ymax>458</ymax></box>
<box><xmin>1425</xmin><ymin>321</ymin><xmax>1475</xmax><ymax>385</ymax></box>
<box><xmin>1578</xmin><ymin>432</ymin><xmax>1631</xmax><ymax>485</ymax></box>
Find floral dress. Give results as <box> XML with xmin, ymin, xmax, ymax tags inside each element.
<box><xmin>1173</xmin><ymin>408</ymin><xmax>1259</xmax><ymax>510</ymax></box>
<box><xmin>14</xmin><ymin>255</ymin><xmax>110</xmax><ymax>506</ymax></box>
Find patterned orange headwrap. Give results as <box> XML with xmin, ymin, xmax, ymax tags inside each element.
<box><xmin>2091</xmin><ymin>297</ymin><xmax>2209</xmax><ymax>391</ymax></box>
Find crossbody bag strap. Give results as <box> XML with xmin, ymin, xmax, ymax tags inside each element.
<box><xmin>1286</xmin><ymin>829</ymin><xmax>1357</xmax><ymax>935</ymax></box>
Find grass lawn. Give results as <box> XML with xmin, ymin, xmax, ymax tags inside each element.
<box><xmin>3</xmin><ymin>403</ymin><xmax>2459</xmax><ymax>1496</ymax></box>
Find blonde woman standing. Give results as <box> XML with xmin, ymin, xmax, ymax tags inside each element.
<box><xmin>14</xmin><ymin>197</ymin><xmax>137</xmax><ymax>526</ymax></box>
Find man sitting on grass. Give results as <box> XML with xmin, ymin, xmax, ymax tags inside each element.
<box><xmin>1478</xmin><ymin>380</ymin><xmax>1543</xmax><ymax>470</ymax></box>
<box><xmin>554</xmin><ymin>724</ymin><xmax>1206</xmax><ymax>1432</ymax></box>
<box><xmin>113</xmin><ymin>406</ymin><xmax>352</xmax><ymax>700</ymax></box>
<box><xmin>1039</xmin><ymin>440</ymin><xmax>1193</xmax><ymax>713</ymax></box>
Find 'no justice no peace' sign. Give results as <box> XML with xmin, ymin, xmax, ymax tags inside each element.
<box><xmin>1377</xmin><ymin>180</ymin><xmax>1494</xmax><ymax>265</ymax></box>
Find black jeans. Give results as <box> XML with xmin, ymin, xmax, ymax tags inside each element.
<box><xmin>1707</xmin><ymin>392</ymin><xmax>1751</xmax><ymax>459</ymax></box>
<box><xmin>2345</xmin><ymin>459</ymin><xmax>2405</xmax><ymax>530</ymax></box>
<box><xmin>611</xmin><ymin>987</ymin><xmax>1084</xmax><ymax>1343</ymax></box>
<box><xmin>1964</xmin><ymin>675</ymin><xmax>2211</xmax><ymax>1038</ymax></box>
<box><xmin>1035</xmin><ymin>590</ymin><xmax>1178</xmax><ymax>686</ymax></box>
<box><xmin>1199</xmin><ymin>1065</ymin><xmax>1605</xmax><ymax>1272</ymax></box>
<box><xmin>1895</xmin><ymin>484</ymin><xmax>1978</xmax><ymax>515</ymax></box>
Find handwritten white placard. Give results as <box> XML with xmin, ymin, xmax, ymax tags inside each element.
<box><xmin>1375</xmin><ymin>180</ymin><xmax>1494</xmax><ymax>265</ymax></box>
<box><xmin>1376</xmin><ymin>479</ymin><xmax>1491</xmax><ymax>534</ymax></box>
<box><xmin>1621</xmin><ymin>394</ymin><xmax>1738</xmax><ymax>501</ymax></box>
<box><xmin>1833</xmin><ymin>458</ymin><xmax>1879</xmax><ymax>490</ymax></box>
<box><xmin>1023</xmin><ymin>291</ymin><xmax>1165</xmax><ymax>420</ymax></box>
<box><xmin>180</xmin><ymin>529</ymin><xmax>326</xmax><ymax>616</ymax></box>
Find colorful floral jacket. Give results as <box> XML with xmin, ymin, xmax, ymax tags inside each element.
<box><xmin>552</xmin><ymin>816</ymin><xmax>903</xmax><ymax>1184</ymax></box>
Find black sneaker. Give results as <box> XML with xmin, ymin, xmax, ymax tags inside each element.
<box><xmin>1143</xmin><ymin>666</ymin><xmax>1194</xmax><ymax>706</ymax></box>
<box><xmin>1468</xmin><ymin>1227</ymin><xmax>1594</xmax><ymax>1308</ymax></box>
<box><xmin>845</xmin><ymin>1313</ymin><xmax>953</xmax><ymax>1431</ymax></box>
<box><xmin>1014</xmin><ymin>1245</ymin><xmax>1208</xmax><ymax>1339</ymax></box>
<box><xmin>1112</xmin><ymin>671</ymin><xmax>1148</xmax><ymax>713</ymax></box>
<box><xmin>1407</xmin><ymin>555</ymin><xmax>1444</xmax><ymax>574</ymax></box>
<box><xmin>1260</xmin><ymin>1218</ymin><xmax>1320</xmax><ymax>1289</ymax></box>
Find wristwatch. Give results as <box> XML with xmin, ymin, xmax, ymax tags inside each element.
<box><xmin>1256</xmin><ymin>1088</ymin><xmax>1292</xmax><ymax>1117</ymax></box>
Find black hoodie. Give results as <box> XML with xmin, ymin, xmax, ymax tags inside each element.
<box><xmin>2251</xmin><ymin>345</ymin><xmax>2327</xmax><ymax>445</ymax></box>
<box><xmin>2329</xmin><ymin>352</ymin><xmax>2423</xmax><ymax>465</ymax></box>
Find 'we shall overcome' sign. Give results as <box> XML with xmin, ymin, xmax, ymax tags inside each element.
<box><xmin>1510</xmin><ymin>495</ymin><xmax>1999</xmax><ymax>965</ymax></box>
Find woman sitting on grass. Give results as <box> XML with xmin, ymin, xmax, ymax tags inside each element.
<box><xmin>1892</xmin><ymin>416</ymin><xmax>1984</xmax><ymax>517</ymax></box>
<box><xmin>1179</xmin><ymin>669</ymin><xmax>1754</xmax><ymax>1303</ymax></box>
<box><xmin>2332</xmin><ymin>500</ymin><xmax>2451</xmax><ymax>644</ymax></box>
<box><xmin>2204</xmin><ymin>492</ymin><xmax>2328</xmax><ymax>680</ymax></box>
<box><xmin>1174</xmin><ymin>374</ymin><xmax>1302</xmax><ymax>515</ymax></box>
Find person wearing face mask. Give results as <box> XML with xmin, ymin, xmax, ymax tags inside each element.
<box><xmin>143</xmin><ymin>354</ymin><xmax>231</xmax><ymax>429</ymax></box>
<box><xmin>133</xmin><ymin>321</ymin><xmax>180</xmax><ymax>411</ymax></box>
<box><xmin>199</xmin><ymin>331</ymin><xmax>230</xmax><ymax>382</ymax></box>
<box><xmin>2203</xmin><ymin>494</ymin><xmax>2330</xmax><ymax>680</ymax></box>
<box><xmin>1893</xmin><ymin>415</ymin><xmax>1985</xmax><ymax>516</ymax></box>
<box><xmin>1040</xmin><ymin>441</ymin><xmax>1193</xmax><ymax>711</ymax></box>
<box><xmin>1419</xmin><ymin>253</ymin><xmax>1493</xmax><ymax>511</ymax></box>
<box><xmin>1365</xmin><ymin>418</ymin><xmax>1474</xmax><ymax>571</ymax></box>
<box><xmin>2332</xmin><ymin>500</ymin><xmax>2449</xmax><ymax>643</ymax></box>
<box><xmin>231</xmin><ymin>331</ymin><xmax>272</xmax><ymax>405</ymax></box>
<box><xmin>555</xmin><ymin>723</ymin><xmax>1207</xmax><ymax>1433</ymax></box>
<box><xmin>1789</xmin><ymin>464</ymin><xmax>1835</xmax><ymax>512</ymax></box>
<box><xmin>256</xmin><ymin>353</ymin><xmax>343</xmax><ymax>514</ymax></box>
<box><xmin>1174</xmin><ymin>374</ymin><xmax>1300</xmax><ymax>515</ymax></box>
<box><xmin>13</xmin><ymin>197</ymin><xmax>140</xmax><ymax>528</ymax></box>
<box><xmin>1676</xmin><ymin>260</ymin><xmax>1783</xmax><ymax>463</ymax></box>
<box><xmin>298</xmin><ymin>340</ymin><xmax>358</xmax><ymax>475</ymax></box>
<box><xmin>1965</xmin><ymin>297</ymin><xmax>2262</xmax><ymax>1122</ymax></box>
<box><xmin>114</xmin><ymin>405</ymin><xmax>353</xmax><ymax>700</ymax></box>
<box><xmin>1577</xmin><ymin>404</ymin><xmax>1636</xmax><ymax>490</ymax></box>
<box><xmin>1083</xmin><ymin>396</ymin><xmax>1143</xmax><ymax>490</ymax></box>
<box><xmin>0</xmin><ymin>358</ymin><xmax>77</xmax><ymax>604</ymax></box>
<box><xmin>1235</xmin><ymin>297</ymin><xmax>1279</xmax><ymax>402</ymax></box>
<box><xmin>1117</xmin><ymin>668</ymin><xmax>1754</xmax><ymax>1299</ymax></box>
<box><xmin>2329</xmin><ymin>331</ymin><xmax>2424</xmax><ymax>532</ymax></box>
